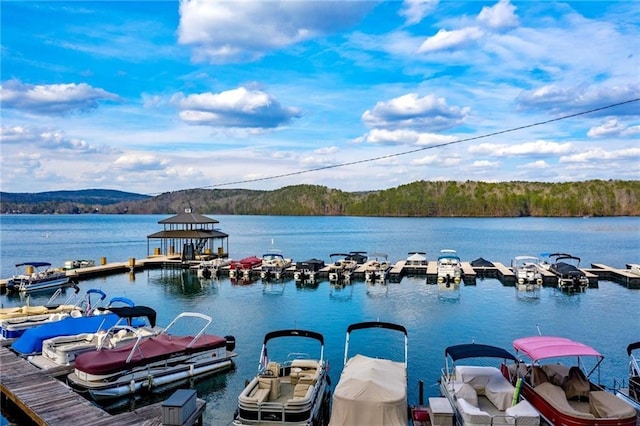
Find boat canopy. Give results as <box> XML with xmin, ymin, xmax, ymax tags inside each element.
<box><xmin>470</xmin><ymin>258</ymin><xmax>494</xmax><ymax>267</ymax></box>
<box><xmin>445</xmin><ymin>343</ymin><xmax>517</xmax><ymax>362</ymax></box>
<box><xmin>407</xmin><ymin>252</ymin><xmax>427</xmax><ymax>261</ymax></box>
<box><xmin>263</xmin><ymin>329</ymin><xmax>324</xmax><ymax>346</ymax></box>
<box><xmin>627</xmin><ymin>342</ymin><xmax>640</xmax><ymax>356</ymax></box>
<box><xmin>108</xmin><ymin>306</ymin><xmax>157</xmax><ymax>328</ymax></box>
<box><xmin>15</xmin><ymin>262</ymin><xmax>52</xmax><ymax>268</ymax></box>
<box><xmin>513</xmin><ymin>336</ymin><xmax>603</xmax><ymax>361</ymax></box>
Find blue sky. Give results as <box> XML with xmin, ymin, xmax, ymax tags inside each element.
<box><xmin>1</xmin><ymin>1</ymin><xmax>638</xmax><ymax>195</ymax></box>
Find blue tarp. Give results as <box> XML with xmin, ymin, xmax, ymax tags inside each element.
<box><xmin>12</xmin><ymin>314</ymin><xmax>123</xmax><ymax>355</ymax></box>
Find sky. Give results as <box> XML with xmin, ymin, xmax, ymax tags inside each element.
<box><xmin>1</xmin><ymin>1</ymin><xmax>639</xmax><ymax>195</ymax></box>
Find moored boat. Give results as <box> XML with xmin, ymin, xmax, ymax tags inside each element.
<box><xmin>364</xmin><ymin>252</ymin><xmax>391</xmax><ymax>282</ymax></box>
<box><xmin>0</xmin><ymin>283</ymin><xmax>81</xmax><ymax>321</ymax></box>
<box><xmin>406</xmin><ymin>252</ymin><xmax>428</xmax><ymax>267</ymax></box>
<box><xmin>67</xmin><ymin>312</ymin><xmax>237</xmax><ymax>401</ymax></box>
<box><xmin>439</xmin><ymin>343</ymin><xmax>540</xmax><ymax>425</ymax></box>
<box><xmin>510</xmin><ymin>335</ymin><xmax>637</xmax><ymax>426</ymax></box>
<box><xmin>293</xmin><ymin>258</ymin><xmax>325</xmax><ymax>282</ymax></box>
<box><xmin>543</xmin><ymin>253</ymin><xmax>589</xmax><ymax>292</ymax></box>
<box><xmin>511</xmin><ymin>256</ymin><xmax>543</xmax><ymax>292</ymax></box>
<box><xmin>6</xmin><ymin>262</ymin><xmax>72</xmax><ymax>294</ymax></box>
<box><xmin>229</xmin><ymin>256</ymin><xmax>262</xmax><ymax>279</ymax></box>
<box><xmin>437</xmin><ymin>249</ymin><xmax>461</xmax><ymax>286</ymax></box>
<box><xmin>327</xmin><ymin>253</ymin><xmax>357</xmax><ymax>283</ymax></box>
<box><xmin>196</xmin><ymin>257</ymin><xmax>231</xmax><ymax>279</ymax></box>
<box><xmin>28</xmin><ymin>306</ymin><xmax>159</xmax><ymax>370</ymax></box>
<box><xmin>260</xmin><ymin>250</ymin><xmax>292</xmax><ymax>281</ymax></box>
<box><xmin>233</xmin><ymin>329</ymin><xmax>331</xmax><ymax>425</ymax></box>
<box><xmin>329</xmin><ymin>321</ymin><xmax>408</xmax><ymax>426</ymax></box>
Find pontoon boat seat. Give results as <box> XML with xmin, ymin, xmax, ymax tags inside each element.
<box><xmin>563</xmin><ymin>366</ymin><xmax>590</xmax><ymax>400</ymax></box>
<box><xmin>485</xmin><ymin>374</ymin><xmax>515</xmax><ymax>411</ymax></box>
<box><xmin>588</xmin><ymin>391</ymin><xmax>637</xmax><ymax>419</ymax></box>
<box><xmin>454</xmin><ymin>383</ymin><xmax>478</xmax><ymax>407</ymax></box>
<box><xmin>456</xmin><ymin>397</ymin><xmax>492</xmax><ymax>426</ymax></box>
<box><xmin>258</xmin><ymin>376</ymin><xmax>281</xmax><ymax>400</ymax></box>
<box><xmin>531</xmin><ymin>366</ymin><xmax>549</xmax><ymax>386</ymax></box>
<box><xmin>504</xmin><ymin>400</ymin><xmax>540</xmax><ymax>425</ymax></box>
<box><xmin>533</xmin><ymin>382</ymin><xmax>595</xmax><ymax>420</ymax></box>
<box><xmin>541</xmin><ymin>364</ymin><xmax>570</xmax><ymax>386</ymax></box>
<box><xmin>455</xmin><ymin>366</ymin><xmax>503</xmax><ymax>394</ymax></box>
<box><xmin>290</xmin><ymin>359</ymin><xmax>320</xmax><ymax>385</ymax></box>
<box><xmin>266</xmin><ymin>361</ymin><xmax>280</xmax><ymax>377</ymax></box>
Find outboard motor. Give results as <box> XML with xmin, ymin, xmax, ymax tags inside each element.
<box><xmin>225</xmin><ymin>335</ymin><xmax>236</xmax><ymax>352</ymax></box>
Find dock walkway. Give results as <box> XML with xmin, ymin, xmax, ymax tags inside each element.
<box><xmin>0</xmin><ymin>346</ymin><xmax>205</xmax><ymax>425</ymax></box>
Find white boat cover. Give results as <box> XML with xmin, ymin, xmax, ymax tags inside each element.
<box><xmin>329</xmin><ymin>354</ymin><xmax>407</xmax><ymax>426</ymax></box>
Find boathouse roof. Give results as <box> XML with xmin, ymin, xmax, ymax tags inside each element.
<box><xmin>147</xmin><ymin>229</ymin><xmax>228</xmax><ymax>239</ymax></box>
<box><xmin>158</xmin><ymin>210</ymin><xmax>219</xmax><ymax>225</ymax></box>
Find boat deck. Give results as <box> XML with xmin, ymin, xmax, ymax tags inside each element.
<box><xmin>0</xmin><ymin>346</ymin><xmax>205</xmax><ymax>425</ymax></box>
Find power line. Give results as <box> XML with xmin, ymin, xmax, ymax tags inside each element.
<box><xmin>178</xmin><ymin>97</ymin><xmax>640</xmax><ymax>191</ymax></box>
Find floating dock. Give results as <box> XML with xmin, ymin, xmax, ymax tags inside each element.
<box><xmin>0</xmin><ymin>346</ymin><xmax>206</xmax><ymax>425</ymax></box>
<box><xmin>2</xmin><ymin>256</ymin><xmax>638</xmax><ymax>291</ymax></box>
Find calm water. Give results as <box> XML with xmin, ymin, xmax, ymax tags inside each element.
<box><xmin>0</xmin><ymin>215</ymin><xmax>639</xmax><ymax>425</ymax></box>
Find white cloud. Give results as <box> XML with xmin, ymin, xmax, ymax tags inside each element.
<box><xmin>174</xmin><ymin>87</ymin><xmax>302</xmax><ymax>129</ymax></box>
<box><xmin>469</xmin><ymin>140</ymin><xmax>574</xmax><ymax>157</ymax></box>
<box><xmin>361</xmin><ymin>128</ymin><xmax>458</xmax><ymax>146</ymax></box>
<box><xmin>114</xmin><ymin>154</ymin><xmax>170</xmax><ymax>171</ymax></box>
<box><xmin>518</xmin><ymin>160</ymin><xmax>551</xmax><ymax>170</ymax></box>
<box><xmin>0</xmin><ymin>79</ymin><xmax>120</xmax><ymax>115</ymax></box>
<box><xmin>417</xmin><ymin>27</ymin><xmax>484</xmax><ymax>53</ymax></box>
<box><xmin>477</xmin><ymin>0</ymin><xmax>519</xmax><ymax>30</ymax></box>
<box><xmin>560</xmin><ymin>147</ymin><xmax>640</xmax><ymax>164</ymax></box>
<box><xmin>470</xmin><ymin>160</ymin><xmax>500</xmax><ymax>168</ymax></box>
<box><xmin>362</xmin><ymin>93</ymin><xmax>470</xmax><ymax>131</ymax></box>
<box><xmin>177</xmin><ymin>0</ymin><xmax>374</xmax><ymax>63</ymax></box>
<box><xmin>399</xmin><ymin>0</ymin><xmax>439</xmax><ymax>26</ymax></box>
<box><xmin>411</xmin><ymin>154</ymin><xmax>461</xmax><ymax>167</ymax></box>
<box><xmin>587</xmin><ymin>118</ymin><xmax>640</xmax><ymax>138</ymax></box>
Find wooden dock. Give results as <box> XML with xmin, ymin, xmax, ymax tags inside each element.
<box><xmin>0</xmin><ymin>346</ymin><xmax>205</xmax><ymax>425</ymax></box>
<box><xmin>2</xmin><ymin>254</ymin><xmax>637</xmax><ymax>291</ymax></box>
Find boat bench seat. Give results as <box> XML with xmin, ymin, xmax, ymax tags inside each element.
<box><xmin>285</xmin><ymin>384</ymin><xmax>313</xmax><ymax>406</ymax></box>
<box><xmin>533</xmin><ymin>382</ymin><xmax>595</xmax><ymax>420</ymax></box>
<box><xmin>589</xmin><ymin>391</ymin><xmax>637</xmax><ymax>419</ymax></box>
<box><xmin>290</xmin><ymin>359</ymin><xmax>320</xmax><ymax>385</ymax></box>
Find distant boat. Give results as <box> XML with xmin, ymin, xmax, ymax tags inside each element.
<box><xmin>6</xmin><ymin>262</ymin><xmax>72</xmax><ymax>295</ymax></box>
<box><xmin>260</xmin><ymin>250</ymin><xmax>292</xmax><ymax>281</ymax></box>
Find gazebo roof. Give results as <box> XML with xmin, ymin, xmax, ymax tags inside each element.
<box><xmin>158</xmin><ymin>210</ymin><xmax>219</xmax><ymax>225</ymax></box>
<box><xmin>147</xmin><ymin>229</ymin><xmax>228</xmax><ymax>239</ymax></box>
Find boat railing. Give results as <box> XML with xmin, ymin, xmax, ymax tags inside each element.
<box><xmin>161</xmin><ymin>312</ymin><xmax>213</xmax><ymax>348</ymax></box>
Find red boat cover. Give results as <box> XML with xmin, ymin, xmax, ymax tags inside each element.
<box><xmin>75</xmin><ymin>334</ymin><xmax>226</xmax><ymax>375</ymax></box>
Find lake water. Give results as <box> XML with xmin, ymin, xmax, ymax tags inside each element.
<box><xmin>0</xmin><ymin>215</ymin><xmax>638</xmax><ymax>425</ymax></box>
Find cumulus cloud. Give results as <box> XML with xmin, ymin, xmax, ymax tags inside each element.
<box><xmin>518</xmin><ymin>160</ymin><xmax>551</xmax><ymax>170</ymax></box>
<box><xmin>362</xmin><ymin>93</ymin><xmax>470</xmax><ymax>131</ymax></box>
<box><xmin>399</xmin><ymin>0</ymin><xmax>439</xmax><ymax>25</ymax></box>
<box><xmin>468</xmin><ymin>140</ymin><xmax>574</xmax><ymax>157</ymax></box>
<box><xmin>516</xmin><ymin>83</ymin><xmax>640</xmax><ymax>116</ymax></box>
<box><xmin>360</xmin><ymin>128</ymin><xmax>458</xmax><ymax>146</ymax></box>
<box><xmin>477</xmin><ymin>0</ymin><xmax>519</xmax><ymax>30</ymax></box>
<box><xmin>470</xmin><ymin>160</ymin><xmax>501</xmax><ymax>168</ymax></box>
<box><xmin>587</xmin><ymin>118</ymin><xmax>640</xmax><ymax>138</ymax></box>
<box><xmin>1</xmin><ymin>125</ymin><xmax>105</xmax><ymax>153</ymax></box>
<box><xmin>178</xmin><ymin>0</ymin><xmax>373</xmax><ymax>63</ymax></box>
<box><xmin>173</xmin><ymin>87</ymin><xmax>302</xmax><ymax>129</ymax></box>
<box><xmin>417</xmin><ymin>27</ymin><xmax>483</xmax><ymax>53</ymax></box>
<box><xmin>560</xmin><ymin>147</ymin><xmax>640</xmax><ymax>163</ymax></box>
<box><xmin>114</xmin><ymin>154</ymin><xmax>170</xmax><ymax>171</ymax></box>
<box><xmin>411</xmin><ymin>153</ymin><xmax>461</xmax><ymax>167</ymax></box>
<box><xmin>0</xmin><ymin>79</ymin><xmax>119</xmax><ymax>115</ymax></box>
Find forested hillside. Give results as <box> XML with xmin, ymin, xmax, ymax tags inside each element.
<box><xmin>1</xmin><ymin>180</ymin><xmax>638</xmax><ymax>217</ymax></box>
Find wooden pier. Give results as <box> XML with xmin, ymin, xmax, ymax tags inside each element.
<box><xmin>2</xmin><ymin>255</ymin><xmax>638</xmax><ymax>291</ymax></box>
<box><xmin>0</xmin><ymin>346</ymin><xmax>205</xmax><ymax>425</ymax></box>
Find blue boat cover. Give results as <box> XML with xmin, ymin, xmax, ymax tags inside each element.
<box><xmin>11</xmin><ymin>314</ymin><xmax>142</xmax><ymax>355</ymax></box>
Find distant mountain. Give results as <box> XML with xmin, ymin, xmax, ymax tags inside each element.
<box><xmin>1</xmin><ymin>189</ymin><xmax>149</xmax><ymax>213</ymax></box>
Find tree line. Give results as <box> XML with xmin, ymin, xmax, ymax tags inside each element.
<box><xmin>1</xmin><ymin>180</ymin><xmax>638</xmax><ymax>217</ymax></box>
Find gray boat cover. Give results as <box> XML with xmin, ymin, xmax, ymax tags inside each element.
<box><xmin>329</xmin><ymin>354</ymin><xmax>407</xmax><ymax>426</ymax></box>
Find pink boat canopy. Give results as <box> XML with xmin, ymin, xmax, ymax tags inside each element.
<box><xmin>513</xmin><ymin>336</ymin><xmax>603</xmax><ymax>361</ymax></box>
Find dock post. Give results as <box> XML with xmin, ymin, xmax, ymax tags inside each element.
<box><xmin>100</xmin><ymin>257</ymin><xmax>107</xmax><ymax>265</ymax></box>
<box><xmin>419</xmin><ymin>380</ymin><xmax>424</xmax><ymax>405</ymax></box>
<box><xmin>129</xmin><ymin>258</ymin><xmax>136</xmax><ymax>272</ymax></box>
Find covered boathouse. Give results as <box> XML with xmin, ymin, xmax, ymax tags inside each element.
<box><xmin>146</xmin><ymin>209</ymin><xmax>229</xmax><ymax>261</ymax></box>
